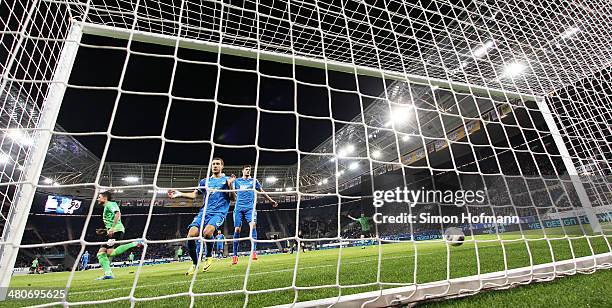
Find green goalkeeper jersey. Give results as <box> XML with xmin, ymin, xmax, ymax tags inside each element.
<box><xmin>357</xmin><ymin>217</ymin><xmax>370</xmax><ymax>232</ymax></box>
<box><xmin>103</xmin><ymin>201</ymin><xmax>125</xmax><ymax>232</ymax></box>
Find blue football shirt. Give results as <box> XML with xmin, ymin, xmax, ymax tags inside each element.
<box><xmin>234</xmin><ymin>177</ymin><xmax>262</xmax><ymax>209</ymax></box>
<box><xmin>197</xmin><ymin>176</ymin><xmax>231</xmax><ymax>214</ymax></box>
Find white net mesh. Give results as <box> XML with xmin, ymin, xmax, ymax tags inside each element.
<box><xmin>1</xmin><ymin>0</ymin><xmax>611</xmax><ymax>306</ymax></box>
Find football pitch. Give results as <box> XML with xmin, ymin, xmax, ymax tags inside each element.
<box><xmin>7</xmin><ymin>229</ymin><xmax>611</xmax><ymax>307</ymax></box>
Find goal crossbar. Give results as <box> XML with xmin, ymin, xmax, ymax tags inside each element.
<box><xmin>79</xmin><ymin>22</ymin><xmax>541</xmax><ymax>103</ymax></box>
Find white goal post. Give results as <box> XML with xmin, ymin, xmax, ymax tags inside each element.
<box><xmin>0</xmin><ymin>10</ymin><xmax>84</xmax><ymax>300</ymax></box>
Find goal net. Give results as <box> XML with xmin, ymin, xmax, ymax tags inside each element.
<box><xmin>1</xmin><ymin>0</ymin><xmax>611</xmax><ymax>306</ymax></box>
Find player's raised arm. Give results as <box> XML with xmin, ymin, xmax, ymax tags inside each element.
<box><xmin>347</xmin><ymin>214</ymin><xmax>357</xmax><ymax>221</ymax></box>
<box><xmin>168</xmin><ymin>189</ymin><xmax>198</xmax><ymax>199</ymax></box>
<box><xmin>253</xmin><ymin>179</ymin><xmax>277</xmax><ymax>207</ymax></box>
<box><xmin>257</xmin><ymin>188</ymin><xmax>278</xmax><ymax>207</ymax></box>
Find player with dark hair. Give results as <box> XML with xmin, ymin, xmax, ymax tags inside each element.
<box><xmin>347</xmin><ymin>212</ymin><xmax>372</xmax><ymax>238</ymax></box>
<box><xmin>232</xmin><ymin>165</ymin><xmax>277</xmax><ymax>265</ymax></box>
<box><xmin>95</xmin><ymin>191</ymin><xmax>143</xmax><ymax>280</ymax></box>
<box><xmin>30</xmin><ymin>257</ymin><xmax>39</xmax><ymax>274</ymax></box>
<box><xmin>168</xmin><ymin>157</ymin><xmax>235</xmax><ymax>275</ymax></box>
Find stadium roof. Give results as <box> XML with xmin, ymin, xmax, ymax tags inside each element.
<box><xmin>37</xmin><ymin>76</ymin><xmax>526</xmax><ymax>196</ymax></box>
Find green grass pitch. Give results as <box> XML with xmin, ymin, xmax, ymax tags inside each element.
<box><xmin>6</xmin><ymin>228</ymin><xmax>611</xmax><ymax>307</ymax></box>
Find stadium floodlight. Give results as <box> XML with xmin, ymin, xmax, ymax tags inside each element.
<box><xmin>338</xmin><ymin>144</ymin><xmax>355</xmax><ymax>157</ymax></box>
<box><xmin>52</xmin><ymin>182</ymin><xmax>60</xmax><ymax>187</ymax></box>
<box><xmin>0</xmin><ymin>152</ymin><xmax>11</xmax><ymax>165</ymax></box>
<box><xmin>122</xmin><ymin>176</ymin><xmax>139</xmax><ymax>183</ymax></box>
<box><xmin>402</xmin><ymin>135</ymin><xmax>410</xmax><ymax>142</ymax></box>
<box><xmin>265</xmin><ymin>176</ymin><xmax>278</xmax><ymax>184</ymax></box>
<box><xmin>7</xmin><ymin>130</ymin><xmax>33</xmax><ymax>146</ymax></box>
<box><xmin>6</xmin><ymin>130</ymin><xmax>22</xmax><ymax>140</ymax></box>
<box><xmin>285</xmin><ymin>187</ymin><xmax>293</xmax><ymax>191</ymax></box>
<box><xmin>317</xmin><ymin>181</ymin><xmax>323</xmax><ymax>186</ymax></box>
<box><xmin>42</xmin><ymin>178</ymin><xmax>53</xmax><ymax>184</ymax></box>
<box><xmin>348</xmin><ymin>162</ymin><xmax>359</xmax><ymax>170</ymax></box>
<box><xmin>336</xmin><ymin>170</ymin><xmax>345</xmax><ymax>178</ymax></box>
<box><xmin>390</xmin><ymin>105</ymin><xmax>414</xmax><ymax>126</ymax></box>
<box><xmin>472</xmin><ymin>40</ymin><xmax>495</xmax><ymax>58</ymax></box>
<box><xmin>0</xmin><ymin>153</ymin><xmax>9</xmax><ymax>164</ymax></box>
<box><xmin>502</xmin><ymin>61</ymin><xmax>526</xmax><ymax>78</ymax></box>
<box><xmin>560</xmin><ymin>26</ymin><xmax>580</xmax><ymax>39</ymax></box>
<box><xmin>372</xmin><ymin>149</ymin><xmax>382</xmax><ymax>158</ymax></box>
<box><xmin>322</xmin><ymin>178</ymin><xmax>328</xmax><ymax>184</ymax></box>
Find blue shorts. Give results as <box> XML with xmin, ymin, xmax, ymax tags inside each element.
<box><xmin>233</xmin><ymin>207</ymin><xmax>256</xmax><ymax>228</ymax></box>
<box><xmin>188</xmin><ymin>208</ymin><xmax>226</xmax><ymax>230</ymax></box>
<box><xmin>216</xmin><ymin>244</ymin><xmax>224</xmax><ymax>250</ymax></box>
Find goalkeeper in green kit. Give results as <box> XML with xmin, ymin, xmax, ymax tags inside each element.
<box><xmin>95</xmin><ymin>191</ymin><xmax>143</xmax><ymax>280</ymax></box>
<box><xmin>347</xmin><ymin>212</ymin><xmax>372</xmax><ymax>238</ymax></box>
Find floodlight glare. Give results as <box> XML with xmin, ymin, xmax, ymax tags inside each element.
<box><xmin>560</xmin><ymin>27</ymin><xmax>579</xmax><ymax>39</ymax></box>
<box><xmin>472</xmin><ymin>40</ymin><xmax>495</xmax><ymax>58</ymax></box>
<box><xmin>502</xmin><ymin>62</ymin><xmax>526</xmax><ymax>78</ymax></box>
<box><xmin>122</xmin><ymin>176</ymin><xmax>139</xmax><ymax>183</ymax></box>
<box><xmin>0</xmin><ymin>153</ymin><xmax>9</xmax><ymax>164</ymax></box>
<box><xmin>390</xmin><ymin>106</ymin><xmax>413</xmax><ymax>125</ymax></box>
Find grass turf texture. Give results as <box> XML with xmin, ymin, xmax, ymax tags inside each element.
<box><xmin>420</xmin><ymin>267</ymin><xmax>612</xmax><ymax>308</ymax></box>
<box><xmin>7</xmin><ymin>227</ymin><xmax>611</xmax><ymax>307</ymax></box>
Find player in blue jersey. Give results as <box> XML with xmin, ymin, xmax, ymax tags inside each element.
<box><xmin>232</xmin><ymin>165</ymin><xmax>277</xmax><ymax>265</ymax></box>
<box><xmin>214</xmin><ymin>230</ymin><xmax>225</xmax><ymax>259</ymax></box>
<box><xmin>168</xmin><ymin>157</ymin><xmax>235</xmax><ymax>275</ymax></box>
<box><xmin>80</xmin><ymin>251</ymin><xmax>90</xmax><ymax>271</ymax></box>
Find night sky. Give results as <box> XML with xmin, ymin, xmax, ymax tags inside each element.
<box><xmin>58</xmin><ymin>34</ymin><xmax>386</xmax><ymax>165</ymax></box>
